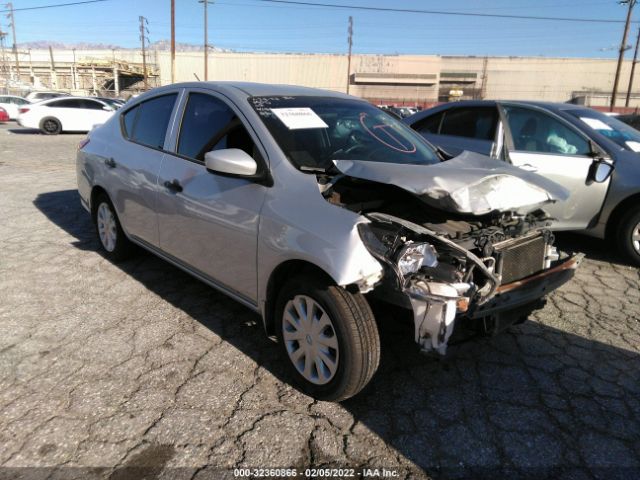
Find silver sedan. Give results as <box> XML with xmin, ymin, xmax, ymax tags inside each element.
<box><xmin>77</xmin><ymin>82</ymin><xmax>579</xmax><ymax>400</ymax></box>
<box><xmin>405</xmin><ymin>101</ymin><xmax>640</xmax><ymax>265</ymax></box>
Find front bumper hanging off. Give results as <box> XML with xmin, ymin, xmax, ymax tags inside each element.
<box><xmin>408</xmin><ymin>254</ymin><xmax>583</xmax><ymax>355</ymax></box>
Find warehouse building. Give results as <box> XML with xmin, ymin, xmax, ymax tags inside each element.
<box><xmin>2</xmin><ymin>49</ymin><xmax>638</xmax><ymax>109</ymax></box>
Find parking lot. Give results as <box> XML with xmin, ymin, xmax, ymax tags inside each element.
<box><xmin>1</xmin><ymin>122</ymin><xmax>640</xmax><ymax>479</ymax></box>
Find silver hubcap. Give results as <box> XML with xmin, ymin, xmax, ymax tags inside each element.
<box><xmin>97</xmin><ymin>202</ymin><xmax>117</xmax><ymax>252</ymax></box>
<box><xmin>282</xmin><ymin>295</ymin><xmax>339</xmax><ymax>385</ymax></box>
<box><xmin>633</xmin><ymin>222</ymin><xmax>640</xmax><ymax>255</ymax></box>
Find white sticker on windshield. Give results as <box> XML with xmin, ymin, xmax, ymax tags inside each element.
<box><xmin>580</xmin><ymin>117</ymin><xmax>613</xmax><ymax>131</ymax></box>
<box><xmin>626</xmin><ymin>141</ymin><xmax>640</xmax><ymax>152</ymax></box>
<box><xmin>270</xmin><ymin>108</ymin><xmax>328</xmax><ymax>130</ymax></box>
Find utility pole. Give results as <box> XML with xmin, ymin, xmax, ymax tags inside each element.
<box><xmin>479</xmin><ymin>56</ymin><xmax>489</xmax><ymax>99</ymax></box>
<box><xmin>346</xmin><ymin>16</ymin><xmax>353</xmax><ymax>94</ymax></box>
<box><xmin>627</xmin><ymin>26</ymin><xmax>640</xmax><ymax>106</ymax></box>
<box><xmin>5</xmin><ymin>2</ymin><xmax>20</xmax><ymax>81</ymax></box>
<box><xmin>139</xmin><ymin>15</ymin><xmax>149</xmax><ymax>90</ymax></box>
<box><xmin>198</xmin><ymin>0</ymin><xmax>213</xmax><ymax>81</ymax></box>
<box><xmin>49</xmin><ymin>45</ymin><xmax>57</xmax><ymax>90</ymax></box>
<box><xmin>171</xmin><ymin>0</ymin><xmax>176</xmax><ymax>83</ymax></box>
<box><xmin>72</xmin><ymin>48</ymin><xmax>77</xmax><ymax>91</ymax></box>
<box><xmin>611</xmin><ymin>0</ymin><xmax>636</xmax><ymax>111</ymax></box>
<box><xmin>0</xmin><ymin>29</ymin><xmax>7</xmax><ymax>89</ymax></box>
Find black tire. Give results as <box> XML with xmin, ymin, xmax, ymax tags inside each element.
<box><xmin>275</xmin><ymin>274</ymin><xmax>380</xmax><ymax>401</ymax></box>
<box><xmin>615</xmin><ymin>208</ymin><xmax>640</xmax><ymax>266</ymax></box>
<box><xmin>92</xmin><ymin>193</ymin><xmax>134</xmax><ymax>262</ymax></box>
<box><xmin>39</xmin><ymin>117</ymin><xmax>62</xmax><ymax>135</ymax></box>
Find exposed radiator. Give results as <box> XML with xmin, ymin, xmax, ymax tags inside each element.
<box><xmin>495</xmin><ymin>234</ymin><xmax>547</xmax><ymax>284</ymax></box>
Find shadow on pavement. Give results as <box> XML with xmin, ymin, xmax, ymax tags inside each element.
<box><xmin>554</xmin><ymin>231</ymin><xmax>632</xmax><ymax>267</ymax></box>
<box><xmin>7</xmin><ymin>127</ymin><xmax>84</xmax><ymax>135</ymax></box>
<box><xmin>34</xmin><ymin>189</ymin><xmax>640</xmax><ymax>480</ymax></box>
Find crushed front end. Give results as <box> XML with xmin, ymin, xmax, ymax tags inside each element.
<box><xmin>357</xmin><ymin>212</ymin><xmax>581</xmax><ymax>355</ymax></box>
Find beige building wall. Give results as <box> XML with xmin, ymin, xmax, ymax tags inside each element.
<box><xmin>16</xmin><ymin>49</ymin><xmax>640</xmax><ymax>108</ymax></box>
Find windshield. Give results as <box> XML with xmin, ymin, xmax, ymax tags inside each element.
<box><xmin>249</xmin><ymin>96</ymin><xmax>440</xmax><ymax>171</ymax></box>
<box><xmin>567</xmin><ymin>108</ymin><xmax>640</xmax><ymax>152</ymax></box>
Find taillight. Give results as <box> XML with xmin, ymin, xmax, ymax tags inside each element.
<box><xmin>19</xmin><ymin>107</ymin><xmax>30</xmax><ymax>114</ymax></box>
<box><xmin>77</xmin><ymin>138</ymin><xmax>90</xmax><ymax>151</ymax></box>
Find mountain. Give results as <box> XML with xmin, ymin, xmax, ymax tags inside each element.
<box><xmin>17</xmin><ymin>40</ymin><xmax>232</xmax><ymax>52</ymax></box>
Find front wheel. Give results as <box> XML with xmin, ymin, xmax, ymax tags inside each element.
<box><xmin>275</xmin><ymin>275</ymin><xmax>380</xmax><ymax>401</ymax></box>
<box><xmin>616</xmin><ymin>208</ymin><xmax>640</xmax><ymax>266</ymax></box>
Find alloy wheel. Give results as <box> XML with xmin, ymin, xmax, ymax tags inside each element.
<box><xmin>633</xmin><ymin>221</ymin><xmax>640</xmax><ymax>255</ymax></box>
<box><xmin>282</xmin><ymin>295</ymin><xmax>339</xmax><ymax>385</ymax></box>
<box><xmin>97</xmin><ymin>202</ymin><xmax>117</xmax><ymax>252</ymax></box>
<box><xmin>43</xmin><ymin>119</ymin><xmax>58</xmax><ymax>133</ymax></box>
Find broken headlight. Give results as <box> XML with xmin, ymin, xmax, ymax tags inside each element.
<box><xmin>396</xmin><ymin>242</ymin><xmax>438</xmax><ymax>276</ymax></box>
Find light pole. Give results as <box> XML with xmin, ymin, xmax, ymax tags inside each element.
<box><xmin>198</xmin><ymin>0</ymin><xmax>214</xmax><ymax>81</ymax></box>
<box><xmin>611</xmin><ymin>0</ymin><xmax>636</xmax><ymax>110</ymax></box>
<box><xmin>72</xmin><ymin>48</ymin><xmax>77</xmax><ymax>90</ymax></box>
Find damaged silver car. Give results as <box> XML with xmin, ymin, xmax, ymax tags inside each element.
<box><xmin>77</xmin><ymin>82</ymin><xmax>581</xmax><ymax>401</ymax></box>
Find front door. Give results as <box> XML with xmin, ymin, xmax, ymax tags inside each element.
<box><xmin>501</xmin><ymin>104</ymin><xmax>611</xmax><ymax>230</ymax></box>
<box><xmin>156</xmin><ymin>90</ymin><xmax>268</xmax><ymax>304</ymax></box>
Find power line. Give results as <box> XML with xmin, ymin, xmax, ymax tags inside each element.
<box><xmin>254</xmin><ymin>0</ymin><xmax>640</xmax><ymax>24</ymax></box>
<box><xmin>0</xmin><ymin>0</ymin><xmax>110</xmax><ymax>14</ymax></box>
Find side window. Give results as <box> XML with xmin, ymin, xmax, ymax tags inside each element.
<box><xmin>440</xmin><ymin>107</ymin><xmax>498</xmax><ymax>141</ymax></box>
<box><xmin>82</xmin><ymin>100</ymin><xmax>106</xmax><ymax>110</ymax></box>
<box><xmin>122</xmin><ymin>94</ymin><xmax>177</xmax><ymax>149</ymax></box>
<box><xmin>504</xmin><ymin>106</ymin><xmax>590</xmax><ymax>156</ymax></box>
<box><xmin>51</xmin><ymin>99</ymin><xmax>84</xmax><ymax>109</ymax></box>
<box><xmin>413</xmin><ymin>112</ymin><xmax>444</xmax><ymax>134</ymax></box>
<box><xmin>177</xmin><ymin>92</ymin><xmax>256</xmax><ymax>161</ymax></box>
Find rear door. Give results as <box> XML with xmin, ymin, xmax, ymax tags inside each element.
<box><xmin>501</xmin><ymin>104</ymin><xmax>610</xmax><ymax>230</ymax></box>
<box><xmin>106</xmin><ymin>92</ymin><xmax>180</xmax><ymax>246</ymax></box>
<box><xmin>411</xmin><ymin>106</ymin><xmax>499</xmax><ymax>156</ymax></box>
<box><xmin>155</xmin><ymin>89</ymin><xmax>269</xmax><ymax>304</ymax></box>
<box><xmin>79</xmin><ymin>99</ymin><xmax>114</xmax><ymax>130</ymax></box>
<box><xmin>45</xmin><ymin>99</ymin><xmax>83</xmax><ymax>130</ymax></box>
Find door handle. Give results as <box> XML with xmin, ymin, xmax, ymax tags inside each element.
<box><xmin>520</xmin><ymin>163</ymin><xmax>538</xmax><ymax>172</ymax></box>
<box><xmin>163</xmin><ymin>179</ymin><xmax>183</xmax><ymax>193</ymax></box>
<box><xmin>104</xmin><ymin>157</ymin><xmax>116</xmax><ymax>168</ymax></box>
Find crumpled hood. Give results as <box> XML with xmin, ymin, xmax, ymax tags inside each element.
<box><xmin>333</xmin><ymin>151</ymin><xmax>570</xmax><ymax>216</ymax></box>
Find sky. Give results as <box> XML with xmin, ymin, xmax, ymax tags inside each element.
<box><xmin>5</xmin><ymin>0</ymin><xmax>640</xmax><ymax>58</ymax></box>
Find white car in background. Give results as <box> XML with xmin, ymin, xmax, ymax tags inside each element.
<box><xmin>25</xmin><ymin>91</ymin><xmax>70</xmax><ymax>102</ymax></box>
<box><xmin>0</xmin><ymin>95</ymin><xmax>31</xmax><ymax>120</ymax></box>
<box><xmin>17</xmin><ymin>97</ymin><xmax>116</xmax><ymax>134</ymax></box>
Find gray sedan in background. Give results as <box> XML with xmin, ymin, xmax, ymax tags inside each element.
<box><xmin>405</xmin><ymin>101</ymin><xmax>640</xmax><ymax>265</ymax></box>
<box><xmin>77</xmin><ymin>83</ymin><xmax>580</xmax><ymax>400</ymax></box>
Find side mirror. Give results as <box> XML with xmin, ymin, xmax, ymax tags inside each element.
<box><xmin>204</xmin><ymin>148</ymin><xmax>258</xmax><ymax>177</ymax></box>
<box><xmin>592</xmin><ymin>161</ymin><xmax>614</xmax><ymax>183</ymax></box>
<box><xmin>102</xmin><ymin>106</ymin><xmax>113</xmax><ymax>111</ymax></box>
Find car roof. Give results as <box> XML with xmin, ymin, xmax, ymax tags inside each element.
<box><xmin>141</xmin><ymin>81</ymin><xmax>357</xmax><ymax>100</ymax></box>
<box><xmin>425</xmin><ymin>99</ymin><xmax>593</xmax><ymax>112</ymax></box>
<box><xmin>405</xmin><ymin>99</ymin><xmax>599</xmax><ymax>124</ymax></box>
<box><xmin>37</xmin><ymin>96</ymin><xmax>108</xmax><ymax>104</ymax></box>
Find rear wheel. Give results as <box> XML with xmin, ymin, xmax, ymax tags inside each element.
<box><xmin>92</xmin><ymin>193</ymin><xmax>134</xmax><ymax>262</ymax></box>
<box><xmin>39</xmin><ymin>117</ymin><xmax>62</xmax><ymax>135</ymax></box>
<box><xmin>615</xmin><ymin>208</ymin><xmax>640</xmax><ymax>266</ymax></box>
<box><xmin>275</xmin><ymin>275</ymin><xmax>380</xmax><ymax>401</ymax></box>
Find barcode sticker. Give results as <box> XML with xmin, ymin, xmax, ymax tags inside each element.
<box><xmin>270</xmin><ymin>108</ymin><xmax>329</xmax><ymax>130</ymax></box>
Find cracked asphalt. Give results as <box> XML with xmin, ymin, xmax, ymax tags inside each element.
<box><xmin>1</xmin><ymin>123</ymin><xmax>640</xmax><ymax>480</ymax></box>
